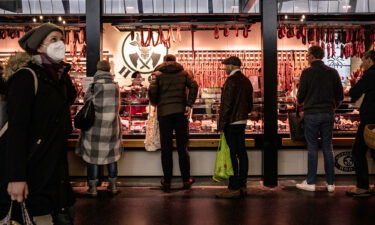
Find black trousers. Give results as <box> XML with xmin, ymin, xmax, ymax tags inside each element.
<box><xmin>224</xmin><ymin>124</ymin><xmax>248</xmax><ymax>190</ymax></box>
<box><xmin>352</xmin><ymin>119</ymin><xmax>375</xmax><ymax>189</ymax></box>
<box><xmin>158</xmin><ymin>113</ymin><xmax>190</xmax><ymax>183</ymax></box>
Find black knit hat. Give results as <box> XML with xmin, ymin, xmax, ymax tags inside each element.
<box><xmin>222</xmin><ymin>56</ymin><xmax>242</xmax><ymax>67</ymax></box>
<box><xmin>18</xmin><ymin>23</ymin><xmax>63</xmax><ymax>53</ymax></box>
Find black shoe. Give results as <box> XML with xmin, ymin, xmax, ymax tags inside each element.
<box><xmin>182</xmin><ymin>178</ymin><xmax>195</xmax><ymax>190</ymax></box>
<box><xmin>240</xmin><ymin>186</ymin><xmax>247</xmax><ymax>197</ymax></box>
<box><xmin>160</xmin><ymin>178</ymin><xmax>171</xmax><ymax>192</ymax></box>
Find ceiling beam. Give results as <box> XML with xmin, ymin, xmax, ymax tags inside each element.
<box><xmin>243</xmin><ymin>0</ymin><xmax>257</xmax><ymax>12</ymax></box>
<box><xmin>137</xmin><ymin>0</ymin><xmax>144</xmax><ymax>14</ymax></box>
<box><xmin>62</xmin><ymin>0</ymin><xmax>70</xmax><ymax>14</ymax></box>
<box><xmin>0</xmin><ymin>0</ymin><xmax>22</xmax><ymax>13</ymax></box>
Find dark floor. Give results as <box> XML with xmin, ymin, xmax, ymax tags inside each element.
<box><xmin>73</xmin><ymin>177</ymin><xmax>375</xmax><ymax>225</ymax></box>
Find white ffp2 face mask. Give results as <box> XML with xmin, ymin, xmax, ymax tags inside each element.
<box><xmin>46</xmin><ymin>40</ymin><xmax>66</xmax><ymax>62</ymax></box>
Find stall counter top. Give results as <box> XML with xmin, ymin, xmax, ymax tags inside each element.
<box><xmin>282</xmin><ymin>138</ymin><xmax>355</xmax><ymax>147</ymax></box>
<box><xmin>68</xmin><ymin>138</ymin><xmax>256</xmax><ymax>149</ymax></box>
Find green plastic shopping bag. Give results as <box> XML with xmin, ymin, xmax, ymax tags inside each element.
<box><xmin>212</xmin><ymin>133</ymin><xmax>234</xmax><ymax>182</ymax></box>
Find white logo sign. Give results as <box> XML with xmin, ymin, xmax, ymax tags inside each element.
<box><xmin>119</xmin><ymin>32</ymin><xmax>168</xmax><ymax>78</ymax></box>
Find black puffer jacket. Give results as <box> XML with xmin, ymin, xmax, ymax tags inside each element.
<box><xmin>218</xmin><ymin>71</ymin><xmax>253</xmax><ymax>131</ymax></box>
<box><xmin>349</xmin><ymin>64</ymin><xmax>375</xmax><ymax>122</ymax></box>
<box><xmin>0</xmin><ymin>54</ymin><xmax>76</xmax><ymax>217</ymax></box>
<box><xmin>148</xmin><ymin>61</ymin><xmax>198</xmax><ymax>117</ymax></box>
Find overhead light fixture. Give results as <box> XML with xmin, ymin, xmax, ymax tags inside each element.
<box><xmin>302</xmin><ymin>15</ymin><xmax>305</xmax><ymax>19</ymax></box>
<box><xmin>284</xmin><ymin>15</ymin><xmax>288</xmax><ymax>19</ymax></box>
<box><xmin>39</xmin><ymin>15</ymin><xmax>43</xmax><ymax>20</ymax></box>
<box><xmin>58</xmin><ymin>16</ymin><xmax>62</xmax><ymax>22</ymax></box>
<box><xmin>343</xmin><ymin>5</ymin><xmax>351</xmax><ymax>9</ymax></box>
<box><xmin>63</xmin><ymin>20</ymin><xmax>66</xmax><ymax>25</ymax></box>
<box><xmin>32</xmin><ymin>18</ymin><xmax>36</xmax><ymax>23</ymax></box>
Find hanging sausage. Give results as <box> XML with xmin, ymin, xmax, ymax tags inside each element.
<box><xmin>214</xmin><ymin>25</ymin><xmax>220</xmax><ymax>39</ymax></box>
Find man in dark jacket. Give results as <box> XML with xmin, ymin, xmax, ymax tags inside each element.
<box><xmin>0</xmin><ymin>24</ymin><xmax>76</xmax><ymax>224</ymax></box>
<box><xmin>215</xmin><ymin>56</ymin><xmax>253</xmax><ymax>199</ymax></box>
<box><xmin>347</xmin><ymin>50</ymin><xmax>375</xmax><ymax>197</ymax></box>
<box><xmin>148</xmin><ymin>54</ymin><xmax>198</xmax><ymax>192</ymax></box>
<box><xmin>296</xmin><ymin>46</ymin><xmax>344</xmax><ymax>193</ymax></box>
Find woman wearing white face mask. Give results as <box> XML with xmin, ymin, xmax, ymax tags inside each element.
<box><xmin>0</xmin><ymin>24</ymin><xmax>76</xmax><ymax>225</ymax></box>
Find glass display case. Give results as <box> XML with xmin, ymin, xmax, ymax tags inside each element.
<box><xmin>70</xmin><ymin>49</ymin><xmax>265</xmax><ymax>136</ymax></box>
<box><xmin>276</xmin><ymin>41</ymin><xmax>361</xmax><ymax>137</ymax></box>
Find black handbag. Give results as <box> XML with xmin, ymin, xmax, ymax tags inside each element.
<box><xmin>74</xmin><ymin>84</ymin><xmax>95</xmax><ymax>131</ymax></box>
<box><xmin>288</xmin><ymin>106</ymin><xmax>305</xmax><ymax>141</ymax></box>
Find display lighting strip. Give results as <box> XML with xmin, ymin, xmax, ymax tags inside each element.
<box><xmin>32</xmin><ymin>15</ymin><xmax>66</xmax><ymax>25</ymax></box>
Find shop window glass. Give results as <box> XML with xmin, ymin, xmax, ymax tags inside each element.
<box><xmin>0</xmin><ymin>0</ymin><xmax>86</xmax><ymax>14</ymax></box>
<box><xmin>70</xmin><ymin>0</ymin><xmax>85</xmax><ymax>14</ymax></box>
<box><xmin>212</xmin><ymin>0</ymin><xmax>224</xmax><ymax>13</ymax></box>
<box><xmin>213</xmin><ymin>0</ymin><xmax>239</xmax><ymax>13</ymax></box>
<box><xmin>278</xmin><ymin>0</ymin><xmax>375</xmax><ymax>14</ymax></box>
<box><xmin>100</xmin><ymin>0</ymin><xmax>256</xmax><ymax>15</ymax></box>
<box><xmin>163</xmin><ymin>0</ymin><xmax>174</xmax><ymax>13</ymax></box>
<box><xmin>142</xmin><ymin>0</ymin><xmax>154</xmax><ymax>13</ymax></box>
<box><xmin>197</xmin><ymin>0</ymin><xmax>209</xmax><ymax>13</ymax></box>
<box><xmin>173</xmin><ymin>0</ymin><xmax>185</xmax><ymax>13</ymax></box>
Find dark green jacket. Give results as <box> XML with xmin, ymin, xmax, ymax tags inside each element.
<box><xmin>148</xmin><ymin>62</ymin><xmax>198</xmax><ymax>117</ymax></box>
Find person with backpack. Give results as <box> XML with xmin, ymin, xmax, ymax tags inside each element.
<box><xmin>75</xmin><ymin>60</ymin><xmax>122</xmax><ymax>197</ymax></box>
<box><xmin>0</xmin><ymin>23</ymin><xmax>76</xmax><ymax>224</ymax></box>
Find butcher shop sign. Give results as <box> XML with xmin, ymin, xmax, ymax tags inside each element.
<box><xmin>335</xmin><ymin>151</ymin><xmax>355</xmax><ymax>172</ymax></box>
<box><xmin>119</xmin><ymin>32</ymin><xmax>168</xmax><ymax>78</ymax></box>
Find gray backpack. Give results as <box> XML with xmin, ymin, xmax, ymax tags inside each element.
<box><xmin>0</xmin><ymin>68</ymin><xmax>38</xmax><ymax>138</ymax></box>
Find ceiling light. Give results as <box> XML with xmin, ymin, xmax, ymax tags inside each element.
<box><xmin>58</xmin><ymin>16</ymin><xmax>62</xmax><ymax>21</ymax></box>
<box><xmin>302</xmin><ymin>15</ymin><xmax>305</xmax><ymax>19</ymax></box>
<box><xmin>63</xmin><ymin>20</ymin><xmax>66</xmax><ymax>25</ymax></box>
<box><xmin>32</xmin><ymin>18</ymin><xmax>36</xmax><ymax>22</ymax></box>
<box><xmin>39</xmin><ymin>15</ymin><xmax>43</xmax><ymax>20</ymax></box>
<box><xmin>284</xmin><ymin>15</ymin><xmax>288</xmax><ymax>19</ymax></box>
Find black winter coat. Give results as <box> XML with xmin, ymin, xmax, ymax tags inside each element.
<box><xmin>0</xmin><ymin>60</ymin><xmax>76</xmax><ymax>217</ymax></box>
<box><xmin>349</xmin><ymin>65</ymin><xmax>375</xmax><ymax>122</ymax></box>
<box><xmin>218</xmin><ymin>71</ymin><xmax>253</xmax><ymax>131</ymax></box>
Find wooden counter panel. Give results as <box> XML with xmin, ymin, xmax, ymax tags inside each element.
<box><xmin>68</xmin><ymin>138</ymin><xmax>255</xmax><ymax>149</ymax></box>
<box><xmin>282</xmin><ymin>138</ymin><xmax>355</xmax><ymax>147</ymax></box>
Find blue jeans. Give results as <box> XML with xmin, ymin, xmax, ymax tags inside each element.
<box><xmin>304</xmin><ymin>113</ymin><xmax>335</xmax><ymax>185</ymax></box>
<box><xmin>87</xmin><ymin>162</ymin><xmax>118</xmax><ymax>180</ymax></box>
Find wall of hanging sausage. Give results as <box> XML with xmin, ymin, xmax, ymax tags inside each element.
<box><xmin>276</xmin><ymin>25</ymin><xmax>375</xmax><ymax>135</ymax></box>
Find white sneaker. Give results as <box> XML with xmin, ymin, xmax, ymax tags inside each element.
<box><xmin>296</xmin><ymin>180</ymin><xmax>316</xmax><ymax>192</ymax></box>
<box><xmin>326</xmin><ymin>184</ymin><xmax>335</xmax><ymax>193</ymax></box>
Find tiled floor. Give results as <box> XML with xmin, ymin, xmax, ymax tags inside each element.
<box><xmin>73</xmin><ymin>176</ymin><xmax>375</xmax><ymax>225</ymax></box>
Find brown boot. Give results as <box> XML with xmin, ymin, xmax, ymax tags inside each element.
<box><xmin>183</xmin><ymin>178</ymin><xmax>195</xmax><ymax>190</ymax></box>
<box><xmin>215</xmin><ymin>189</ymin><xmax>241</xmax><ymax>199</ymax></box>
